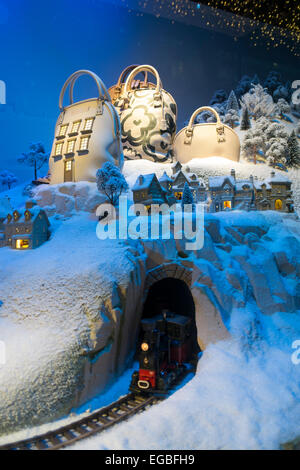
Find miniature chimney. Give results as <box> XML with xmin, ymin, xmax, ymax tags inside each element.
<box><xmin>230</xmin><ymin>169</ymin><xmax>236</xmax><ymax>180</ymax></box>
<box><xmin>249</xmin><ymin>175</ymin><xmax>254</xmax><ymax>183</ymax></box>
<box><xmin>139</xmin><ymin>175</ymin><xmax>144</xmax><ymax>185</ymax></box>
<box><xmin>271</xmin><ymin>171</ymin><xmax>275</xmax><ymax>179</ymax></box>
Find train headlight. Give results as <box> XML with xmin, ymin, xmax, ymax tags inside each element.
<box><xmin>141</xmin><ymin>342</ymin><xmax>149</xmax><ymax>352</ymax></box>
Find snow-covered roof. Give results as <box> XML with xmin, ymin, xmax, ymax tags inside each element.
<box><xmin>235</xmin><ymin>180</ymin><xmax>254</xmax><ymax>191</ymax></box>
<box><xmin>265</xmin><ymin>172</ymin><xmax>291</xmax><ymax>184</ymax></box>
<box><xmin>254</xmin><ymin>181</ymin><xmax>271</xmax><ymax>190</ymax></box>
<box><xmin>4</xmin><ymin>207</ymin><xmax>49</xmax><ymax>225</ymax></box>
<box><xmin>159</xmin><ymin>171</ymin><xmax>172</xmax><ymax>183</ymax></box>
<box><xmin>209</xmin><ymin>175</ymin><xmax>235</xmax><ymax>189</ymax></box>
<box><xmin>132</xmin><ymin>174</ymin><xmax>157</xmax><ymax>191</ymax></box>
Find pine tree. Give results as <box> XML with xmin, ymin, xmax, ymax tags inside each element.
<box><xmin>18</xmin><ymin>142</ymin><xmax>49</xmax><ymax>181</ymax></box>
<box><xmin>240</xmin><ymin>106</ymin><xmax>251</xmax><ymax>130</ymax></box>
<box><xmin>181</xmin><ymin>182</ymin><xmax>194</xmax><ymax>210</ymax></box>
<box><xmin>0</xmin><ymin>170</ymin><xmax>17</xmax><ymax>190</ymax></box>
<box><xmin>96</xmin><ymin>162</ymin><xmax>128</xmax><ymax>206</ymax></box>
<box><xmin>286</xmin><ymin>130</ymin><xmax>300</xmax><ymax>168</ymax></box>
<box><xmin>226</xmin><ymin>90</ymin><xmax>239</xmax><ymax>113</ymax></box>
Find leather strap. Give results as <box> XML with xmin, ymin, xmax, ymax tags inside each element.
<box><xmin>59</xmin><ymin>70</ymin><xmax>111</xmax><ymax>111</ymax></box>
<box><xmin>124</xmin><ymin>65</ymin><xmax>161</xmax><ymax>96</ymax></box>
<box><xmin>117</xmin><ymin>65</ymin><xmax>148</xmax><ymax>88</ymax></box>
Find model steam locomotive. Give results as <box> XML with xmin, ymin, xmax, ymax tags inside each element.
<box><xmin>129</xmin><ymin>311</ymin><xmax>194</xmax><ymax>395</ymax></box>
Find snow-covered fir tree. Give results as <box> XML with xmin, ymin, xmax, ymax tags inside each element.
<box><xmin>181</xmin><ymin>182</ymin><xmax>194</xmax><ymax>210</ymax></box>
<box><xmin>226</xmin><ymin>90</ymin><xmax>239</xmax><ymax>113</ymax></box>
<box><xmin>286</xmin><ymin>130</ymin><xmax>300</xmax><ymax>168</ymax></box>
<box><xmin>224</xmin><ymin>109</ymin><xmax>239</xmax><ymax>128</ymax></box>
<box><xmin>242</xmin><ymin>116</ymin><xmax>289</xmax><ymax>166</ymax></box>
<box><xmin>0</xmin><ymin>170</ymin><xmax>17</xmax><ymax>190</ymax></box>
<box><xmin>240</xmin><ymin>106</ymin><xmax>251</xmax><ymax>130</ymax></box>
<box><xmin>96</xmin><ymin>162</ymin><xmax>128</xmax><ymax>206</ymax></box>
<box><xmin>240</xmin><ymin>84</ymin><xmax>275</xmax><ymax>120</ymax></box>
<box><xmin>18</xmin><ymin>142</ymin><xmax>49</xmax><ymax>181</ymax></box>
<box><xmin>274</xmin><ymin>98</ymin><xmax>290</xmax><ymax>118</ymax></box>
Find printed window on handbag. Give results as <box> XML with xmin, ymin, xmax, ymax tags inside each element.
<box><xmin>71</xmin><ymin>121</ymin><xmax>81</xmax><ymax>133</ymax></box>
<box><xmin>84</xmin><ymin>118</ymin><xmax>94</xmax><ymax>131</ymax></box>
<box><xmin>80</xmin><ymin>136</ymin><xmax>90</xmax><ymax>151</ymax></box>
<box><xmin>66</xmin><ymin>140</ymin><xmax>76</xmax><ymax>154</ymax></box>
<box><xmin>59</xmin><ymin>124</ymin><xmax>68</xmax><ymax>137</ymax></box>
<box><xmin>55</xmin><ymin>142</ymin><xmax>63</xmax><ymax>156</ymax></box>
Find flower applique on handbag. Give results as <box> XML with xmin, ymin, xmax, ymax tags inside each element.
<box><xmin>108</xmin><ymin>64</ymin><xmax>156</xmax><ymax>106</ymax></box>
<box><xmin>115</xmin><ymin>64</ymin><xmax>177</xmax><ymax>163</ymax></box>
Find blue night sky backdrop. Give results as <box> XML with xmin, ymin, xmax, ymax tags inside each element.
<box><xmin>0</xmin><ymin>0</ymin><xmax>298</xmax><ymax>185</ymax></box>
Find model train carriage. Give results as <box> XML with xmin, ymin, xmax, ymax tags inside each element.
<box><xmin>130</xmin><ymin>312</ymin><xmax>192</xmax><ymax>394</ymax></box>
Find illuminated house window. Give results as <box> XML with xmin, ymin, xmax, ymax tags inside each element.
<box><xmin>66</xmin><ymin>140</ymin><xmax>76</xmax><ymax>154</ymax></box>
<box><xmin>275</xmin><ymin>199</ymin><xmax>282</xmax><ymax>210</ymax></box>
<box><xmin>59</xmin><ymin>124</ymin><xmax>68</xmax><ymax>137</ymax></box>
<box><xmin>223</xmin><ymin>200</ymin><xmax>232</xmax><ymax>209</ymax></box>
<box><xmin>175</xmin><ymin>192</ymin><xmax>183</xmax><ymax>200</ymax></box>
<box><xmin>79</xmin><ymin>136</ymin><xmax>90</xmax><ymax>151</ymax></box>
<box><xmin>71</xmin><ymin>121</ymin><xmax>81</xmax><ymax>133</ymax></box>
<box><xmin>16</xmin><ymin>239</ymin><xmax>29</xmax><ymax>249</ymax></box>
<box><xmin>55</xmin><ymin>142</ymin><xmax>63</xmax><ymax>156</ymax></box>
<box><xmin>84</xmin><ymin>118</ymin><xmax>94</xmax><ymax>131</ymax></box>
<box><xmin>65</xmin><ymin>160</ymin><xmax>72</xmax><ymax>171</ymax></box>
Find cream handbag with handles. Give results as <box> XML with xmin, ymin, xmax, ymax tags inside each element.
<box><xmin>108</xmin><ymin>65</ymin><xmax>155</xmax><ymax>105</ymax></box>
<box><xmin>49</xmin><ymin>70</ymin><xmax>123</xmax><ymax>185</ymax></box>
<box><xmin>173</xmin><ymin>106</ymin><xmax>240</xmax><ymax>163</ymax></box>
<box><xmin>115</xmin><ymin>64</ymin><xmax>177</xmax><ymax>163</ymax></box>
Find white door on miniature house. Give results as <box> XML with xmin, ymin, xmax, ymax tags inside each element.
<box><xmin>64</xmin><ymin>159</ymin><xmax>74</xmax><ymax>182</ymax></box>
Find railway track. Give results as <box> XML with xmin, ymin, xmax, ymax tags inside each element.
<box><xmin>0</xmin><ymin>393</ymin><xmax>162</xmax><ymax>451</ymax></box>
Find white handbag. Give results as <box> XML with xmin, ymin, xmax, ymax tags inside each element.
<box><xmin>49</xmin><ymin>70</ymin><xmax>123</xmax><ymax>185</ymax></box>
<box><xmin>115</xmin><ymin>65</ymin><xmax>177</xmax><ymax>163</ymax></box>
<box><xmin>173</xmin><ymin>106</ymin><xmax>240</xmax><ymax>163</ymax></box>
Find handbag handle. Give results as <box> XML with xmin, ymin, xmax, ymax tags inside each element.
<box><xmin>59</xmin><ymin>69</ymin><xmax>111</xmax><ymax>111</ymax></box>
<box><xmin>185</xmin><ymin>106</ymin><xmax>225</xmax><ymax>144</ymax></box>
<box><xmin>117</xmin><ymin>65</ymin><xmax>148</xmax><ymax>88</ymax></box>
<box><xmin>124</xmin><ymin>64</ymin><xmax>161</xmax><ymax>96</ymax></box>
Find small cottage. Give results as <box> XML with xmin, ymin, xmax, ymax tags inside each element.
<box><xmin>209</xmin><ymin>169</ymin><xmax>255</xmax><ymax>212</ymax></box>
<box><xmin>254</xmin><ymin>171</ymin><xmax>294</xmax><ymax>212</ymax></box>
<box><xmin>170</xmin><ymin>161</ymin><xmax>206</xmax><ymax>202</ymax></box>
<box><xmin>3</xmin><ymin>202</ymin><xmax>50</xmax><ymax>249</ymax></box>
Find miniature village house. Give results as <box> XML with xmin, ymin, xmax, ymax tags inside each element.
<box><xmin>253</xmin><ymin>171</ymin><xmax>294</xmax><ymax>212</ymax></box>
<box><xmin>1</xmin><ymin>201</ymin><xmax>50</xmax><ymax>249</ymax></box>
<box><xmin>132</xmin><ymin>174</ymin><xmax>175</xmax><ymax>211</ymax></box>
<box><xmin>209</xmin><ymin>169</ymin><xmax>255</xmax><ymax>212</ymax></box>
<box><xmin>208</xmin><ymin>169</ymin><xmax>294</xmax><ymax>213</ymax></box>
<box><xmin>170</xmin><ymin>161</ymin><xmax>206</xmax><ymax>202</ymax></box>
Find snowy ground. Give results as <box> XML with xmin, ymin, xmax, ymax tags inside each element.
<box><xmin>0</xmin><ymin>149</ymin><xmax>299</xmax><ymax>449</ymax></box>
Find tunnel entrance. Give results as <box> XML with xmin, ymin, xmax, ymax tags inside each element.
<box><xmin>129</xmin><ymin>277</ymin><xmax>200</xmax><ymax>394</ymax></box>
<box><xmin>141</xmin><ymin>277</ymin><xmax>200</xmax><ymax>356</ymax></box>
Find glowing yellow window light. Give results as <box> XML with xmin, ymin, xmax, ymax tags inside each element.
<box><xmin>16</xmin><ymin>239</ymin><xmax>29</xmax><ymax>249</ymax></box>
<box><xmin>223</xmin><ymin>200</ymin><xmax>232</xmax><ymax>209</ymax></box>
<box><xmin>71</xmin><ymin>121</ymin><xmax>81</xmax><ymax>133</ymax></box>
<box><xmin>59</xmin><ymin>124</ymin><xmax>68</xmax><ymax>136</ymax></box>
<box><xmin>55</xmin><ymin>142</ymin><xmax>63</xmax><ymax>156</ymax></box>
<box><xmin>67</xmin><ymin>140</ymin><xmax>75</xmax><ymax>153</ymax></box>
<box><xmin>80</xmin><ymin>137</ymin><xmax>90</xmax><ymax>151</ymax></box>
<box><xmin>84</xmin><ymin>118</ymin><xmax>94</xmax><ymax>131</ymax></box>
